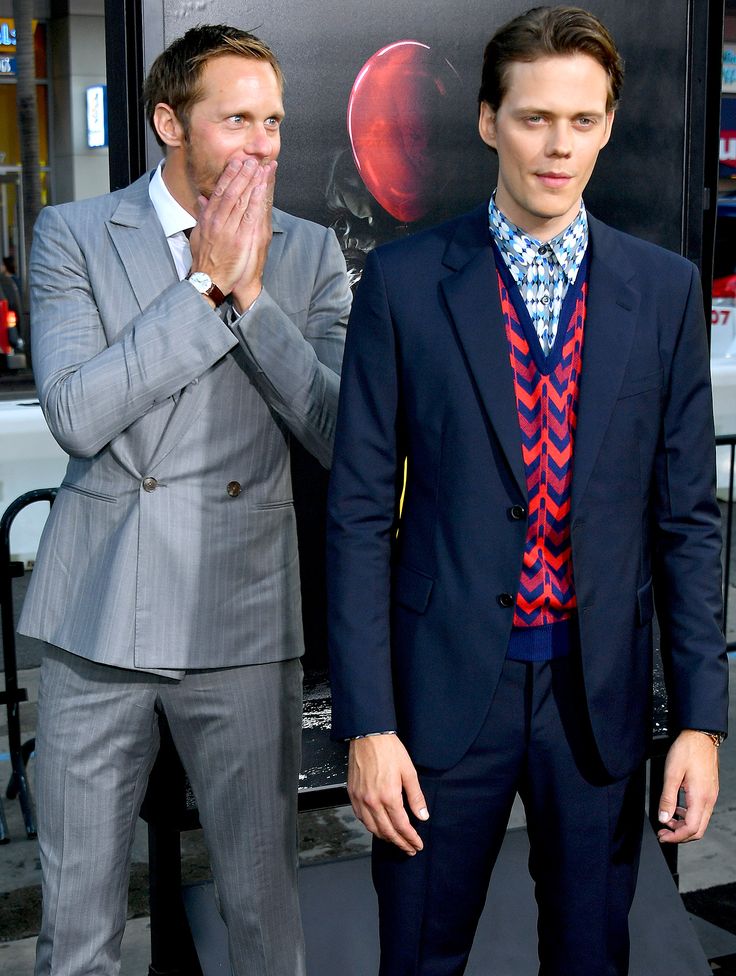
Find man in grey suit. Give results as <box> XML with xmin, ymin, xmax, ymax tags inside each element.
<box><xmin>18</xmin><ymin>24</ymin><xmax>350</xmax><ymax>976</ymax></box>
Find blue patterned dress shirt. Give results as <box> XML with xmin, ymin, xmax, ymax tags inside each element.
<box><xmin>488</xmin><ymin>195</ymin><xmax>589</xmax><ymax>356</ymax></box>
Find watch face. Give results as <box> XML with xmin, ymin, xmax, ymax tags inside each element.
<box><xmin>188</xmin><ymin>271</ymin><xmax>213</xmax><ymax>294</ymax></box>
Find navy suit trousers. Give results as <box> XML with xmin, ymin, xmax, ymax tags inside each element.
<box><xmin>372</xmin><ymin>655</ymin><xmax>646</xmax><ymax>976</ymax></box>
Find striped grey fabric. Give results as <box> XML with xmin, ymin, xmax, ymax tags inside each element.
<box><xmin>18</xmin><ymin>171</ymin><xmax>351</xmax><ymax>675</ymax></box>
<box><xmin>18</xmin><ymin>170</ymin><xmax>349</xmax><ymax>976</ymax></box>
<box><xmin>35</xmin><ymin>646</ymin><xmax>305</xmax><ymax>975</ymax></box>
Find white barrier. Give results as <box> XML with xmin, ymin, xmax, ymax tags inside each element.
<box><xmin>0</xmin><ymin>399</ymin><xmax>68</xmax><ymax>564</ymax></box>
<box><xmin>711</xmin><ymin>359</ymin><xmax>736</xmax><ymax>499</ymax></box>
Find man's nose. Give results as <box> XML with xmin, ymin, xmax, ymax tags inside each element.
<box><xmin>244</xmin><ymin>125</ymin><xmax>273</xmax><ymax>160</ymax></box>
<box><xmin>546</xmin><ymin>122</ymin><xmax>572</xmax><ymax>156</ymax></box>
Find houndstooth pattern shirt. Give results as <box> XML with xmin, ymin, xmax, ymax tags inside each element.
<box><xmin>488</xmin><ymin>194</ymin><xmax>588</xmax><ymax>356</ymax></box>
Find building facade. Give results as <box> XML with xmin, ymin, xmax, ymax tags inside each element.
<box><xmin>0</xmin><ymin>0</ymin><xmax>107</xmax><ymax>283</ymax></box>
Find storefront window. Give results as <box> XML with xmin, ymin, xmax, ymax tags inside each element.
<box><xmin>0</xmin><ymin>18</ymin><xmax>50</xmax><ymax>280</ymax></box>
<box><xmin>0</xmin><ymin>83</ymin><xmax>50</xmax><ymax>179</ymax></box>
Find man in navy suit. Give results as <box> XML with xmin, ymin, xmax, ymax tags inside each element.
<box><xmin>327</xmin><ymin>6</ymin><xmax>729</xmax><ymax>974</ymax></box>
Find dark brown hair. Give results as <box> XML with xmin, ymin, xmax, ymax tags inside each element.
<box><xmin>143</xmin><ymin>24</ymin><xmax>284</xmax><ymax>147</ymax></box>
<box><xmin>479</xmin><ymin>6</ymin><xmax>624</xmax><ymax>113</ymax></box>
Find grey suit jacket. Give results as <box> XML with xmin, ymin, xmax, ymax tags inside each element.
<box><xmin>19</xmin><ymin>171</ymin><xmax>351</xmax><ymax>675</ymax></box>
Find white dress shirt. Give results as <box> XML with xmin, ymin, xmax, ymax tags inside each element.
<box><xmin>148</xmin><ymin>160</ymin><xmax>196</xmax><ymax>280</ymax></box>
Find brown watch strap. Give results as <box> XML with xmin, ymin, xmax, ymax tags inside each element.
<box><xmin>185</xmin><ymin>271</ymin><xmax>227</xmax><ymax>308</ymax></box>
<box><xmin>205</xmin><ymin>280</ymin><xmax>227</xmax><ymax>307</ymax></box>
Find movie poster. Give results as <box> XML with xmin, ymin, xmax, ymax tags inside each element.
<box><xmin>146</xmin><ymin>0</ymin><xmax>695</xmax><ymax>263</ymax></box>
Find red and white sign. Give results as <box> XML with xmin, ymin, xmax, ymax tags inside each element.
<box><xmin>721</xmin><ymin>131</ymin><xmax>736</xmax><ymax>168</ymax></box>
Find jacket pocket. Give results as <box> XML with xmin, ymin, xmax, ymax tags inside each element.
<box><xmin>618</xmin><ymin>369</ymin><xmax>663</xmax><ymax>400</ymax></box>
<box><xmin>393</xmin><ymin>565</ymin><xmax>434</xmax><ymax>614</ymax></box>
<box><xmin>637</xmin><ymin>577</ymin><xmax>654</xmax><ymax>625</ymax></box>
<box><xmin>60</xmin><ymin>482</ymin><xmax>117</xmax><ymax>504</ymax></box>
<box><xmin>250</xmin><ymin>498</ymin><xmax>294</xmax><ymax>511</ymax></box>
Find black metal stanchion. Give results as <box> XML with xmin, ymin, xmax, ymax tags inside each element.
<box><xmin>0</xmin><ymin>488</ymin><xmax>57</xmax><ymax>840</ymax></box>
<box><xmin>147</xmin><ymin>821</ymin><xmax>202</xmax><ymax>976</ymax></box>
<box><xmin>140</xmin><ymin>712</ymin><xmax>203</xmax><ymax>976</ymax></box>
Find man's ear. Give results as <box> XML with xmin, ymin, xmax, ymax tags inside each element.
<box><xmin>601</xmin><ymin>109</ymin><xmax>616</xmax><ymax>149</ymax></box>
<box><xmin>478</xmin><ymin>101</ymin><xmax>497</xmax><ymax>150</ymax></box>
<box><xmin>152</xmin><ymin>103</ymin><xmax>185</xmax><ymax>149</ymax></box>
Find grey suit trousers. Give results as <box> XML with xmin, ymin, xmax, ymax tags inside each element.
<box><xmin>34</xmin><ymin>645</ymin><xmax>305</xmax><ymax>976</ymax></box>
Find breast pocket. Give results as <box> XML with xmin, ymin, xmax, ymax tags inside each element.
<box><xmin>617</xmin><ymin>368</ymin><xmax>663</xmax><ymax>401</ymax></box>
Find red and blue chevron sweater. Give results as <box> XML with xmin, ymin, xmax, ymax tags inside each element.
<box><xmin>495</xmin><ymin>248</ymin><xmax>588</xmax><ymax>644</ymax></box>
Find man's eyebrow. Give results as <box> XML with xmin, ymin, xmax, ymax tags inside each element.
<box><xmin>512</xmin><ymin>105</ymin><xmax>607</xmax><ymax>117</ymax></box>
<box><xmin>221</xmin><ymin>107</ymin><xmax>285</xmax><ymax>119</ymax></box>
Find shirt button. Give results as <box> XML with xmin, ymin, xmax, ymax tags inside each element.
<box><xmin>227</xmin><ymin>481</ymin><xmax>242</xmax><ymax>498</ymax></box>
<box><xmin>538</xmin><ymin>245</ymin><xmax>549</xmax><ymax>255</ymax></box>
<box><xmin>497</xmin><ymin>593</ymin><xmax>515</xmax><ymax>608</ymax></box>
<box><xmin>541</xmin><ymin>296</ymin><xmax>549</xmax><ymax>305</ymax></box>
<box><xmin>509</xmin><ymin>505</ymin><xmax>527</xmax><ymax>521</ymax></box>
<box><xmin>142</xmin><ymin>477</ymin><xmax>158</xmax><ymax>492</ymax></box>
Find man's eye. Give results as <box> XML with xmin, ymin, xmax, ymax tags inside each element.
<box><xmin>228</xmin><ymin>115</ymin><xmax>244</xmax><ymax>124</ymax></box>
<box><xmin>265</xmin><ymin>117</ymin><xmax>281</xmax><ymax>129</ymax></box>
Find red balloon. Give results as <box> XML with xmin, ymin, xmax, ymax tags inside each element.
<box><xmin>348</xmin><ymin>40</ymin><xmax>458</xmax><ymax>223</ymax></box>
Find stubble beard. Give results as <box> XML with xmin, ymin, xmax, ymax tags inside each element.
<box><xmin>184</xmin><ymin>138</ymin><xmax>221</xmax><ymax>202</ymax></box>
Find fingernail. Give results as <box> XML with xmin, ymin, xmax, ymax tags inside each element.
<box><xmin>245</xmin><ymin>158</ymin><xmax>257</xmax><ymax>169</ymax></box>
<box><xmin>658</xmin><ymin>810</ymin><xmax>670</xmax><ymax>823</ymax></box>
<box><xmin>418</xmin><ymin>808</ymin><xmax>429</xmax><ymax>821</ymax></box>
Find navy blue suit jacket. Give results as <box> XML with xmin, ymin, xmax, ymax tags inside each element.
<box><xmin>327</xmin><ymin>204</ymin><xmax>729</xmax><ymax>779</ymax></box>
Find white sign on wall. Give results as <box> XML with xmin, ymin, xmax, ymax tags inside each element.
<box><xmin>86</xmin><ymin>85</ymin><xmax>107</xmax><ymax>148</ymax></box>
<box><xmin>724</xmin><ymin>44</ymin><xmax>736</xmax><ymax>93</ymax></box>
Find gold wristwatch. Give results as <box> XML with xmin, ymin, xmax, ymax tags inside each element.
<box><xmin>696</xmin><ymin>730</ymin><xmax>725</xmax><ymax>747</ymax></box>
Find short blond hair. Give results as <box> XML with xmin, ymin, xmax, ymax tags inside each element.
<box><xmin>143</xmin><ymin>24</ymin><xmax>284</xmax><ymax>147</ymax></box>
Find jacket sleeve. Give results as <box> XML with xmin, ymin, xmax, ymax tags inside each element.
<box><xmin>228</xmin><ymin>225</ymin><xmax>350</xmax><ymax>468</ymax></box>
<box><xmin>30</xmin><ymin>205</ymin><xmax>238</xmax><ymax>458</ymax></box>
<box><xmin>652</xmin><ymin>262</ymin><xmax>729</xmax><ymax>736</ymax></box>
<box><xmin>327</xmin><ymin>248</ymin><xmax>404</xmax><ymax>739</ymax></box>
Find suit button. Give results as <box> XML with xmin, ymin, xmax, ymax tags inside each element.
<box><xmin>142</xmin><ymin>477</ymin><xmax>158</xmax><ymax>492</ymax></box>
<box><xmin>227</xmin><ymin>481</ymin><xmax>242</xmax><ymax>498</ymax></box>
<box><xmin>497</xmin><ymin>593</ymin><xmax>515</xmax><ymax>608</ymax></box>
<box><xmin>509</xmin><ymin>505</ymin><xmax>527</xmax><ymax>521</ymax></box>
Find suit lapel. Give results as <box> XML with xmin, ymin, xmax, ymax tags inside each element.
<box><xmin>571</xmin><ymin>216</ymin><xmax>640</xmax><ymax>512</ymax></box>
<box><xmin>264</xmin><ymin>209</ymin><xmax>286</xmax><ymax>285</ymax></box>
<box><xmin>440</xmin><ymin>206</ymin><xmax>527</xmax><ymax>500</ymax></box>
<box><xmin>104</xmin><ymin>172</ymin><xmax>223</xmax><ymax>473</ymax></box>
<box><xmin>147</xmin><ymin>356</ymin><xmax>237</xmax><ymax>474</ymax></box>
<box><xmin>106</xmin><ymin>173</ymin><xmax>178</xmax><ymax>322</ymax></box>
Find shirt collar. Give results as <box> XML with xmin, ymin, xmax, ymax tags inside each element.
<box><xmin>488</xmin><ymin>192</ymin><xmax>588</xmax><ymax>284</ymax></box>
<box><xmin>148</xmin><ymin>159</ymin><xmax>197</xmax><ymax>239</ymax></box>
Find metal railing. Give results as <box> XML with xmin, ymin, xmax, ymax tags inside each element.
<box><xmin>0</xmin><ymin>488</ymin><xmax>57</xmax><ymax>841</ymax></box>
